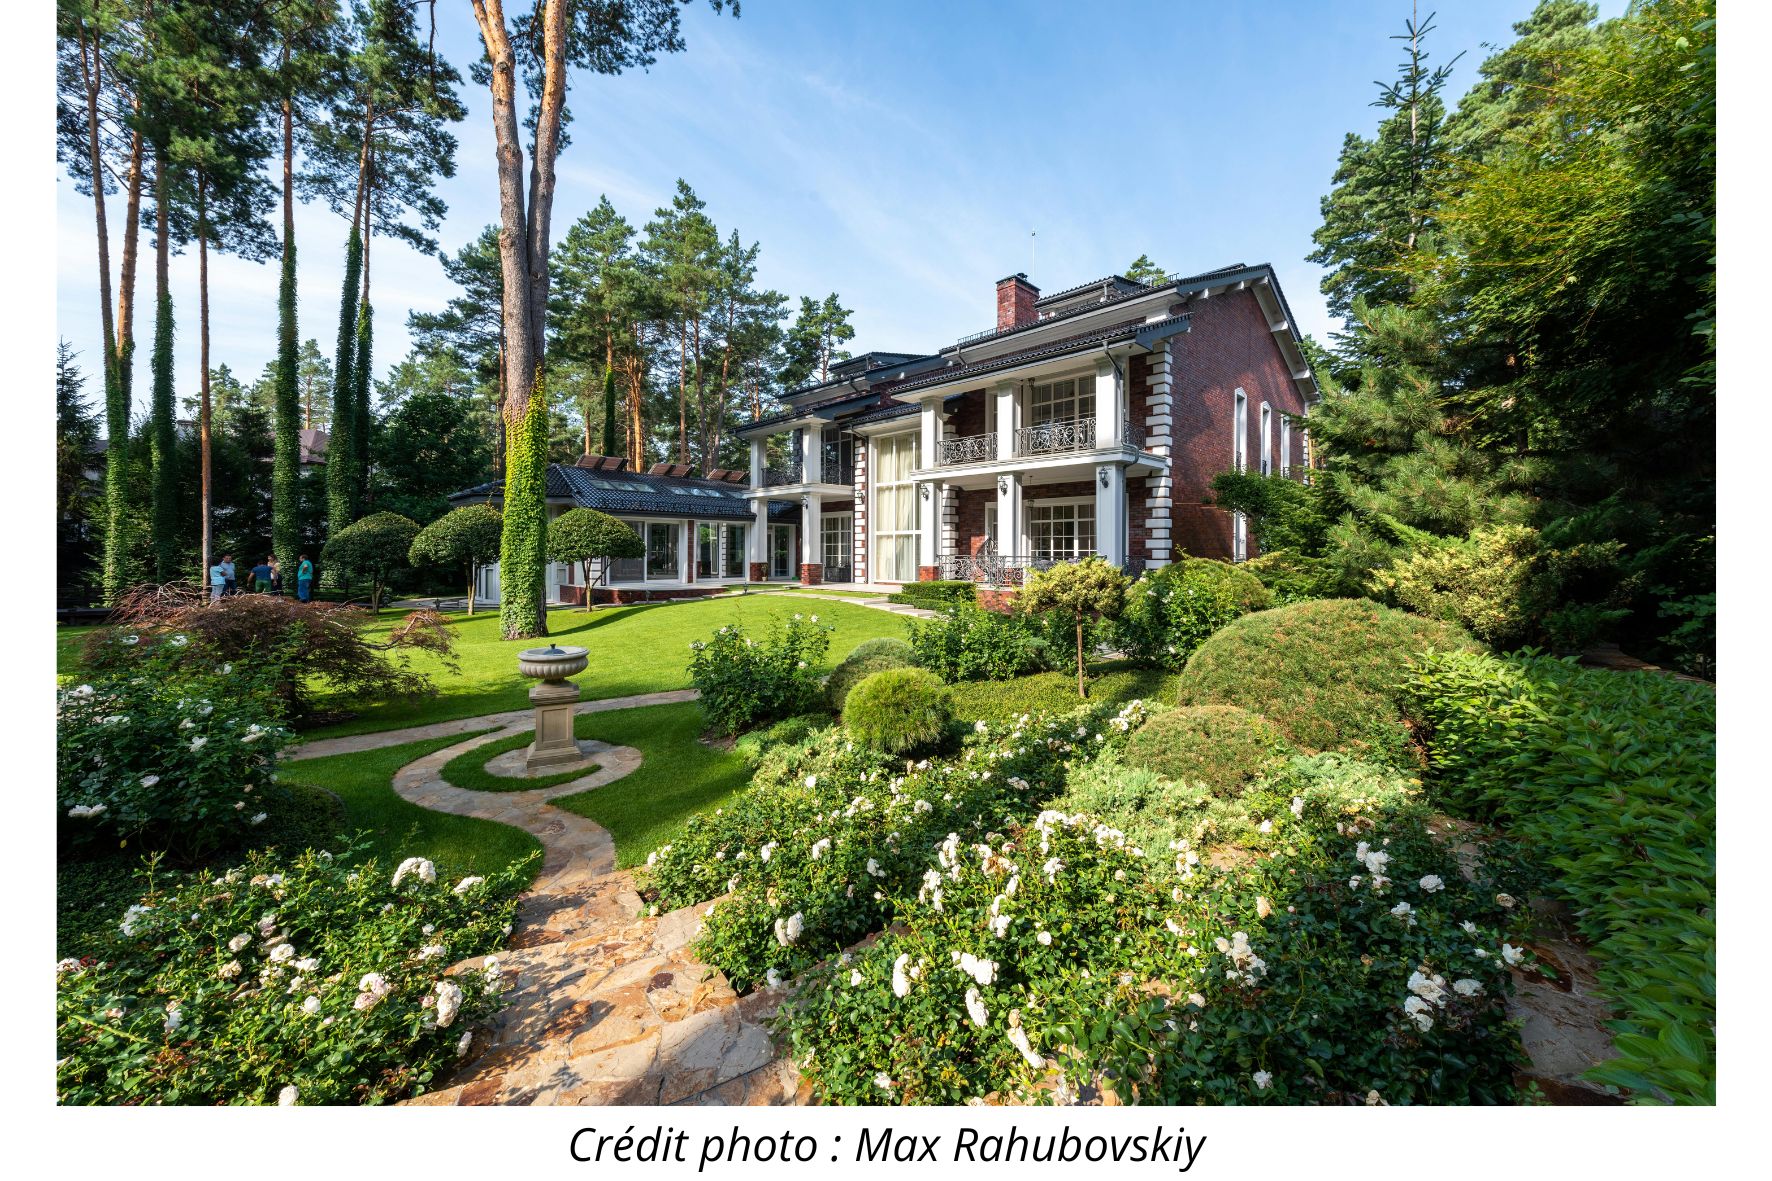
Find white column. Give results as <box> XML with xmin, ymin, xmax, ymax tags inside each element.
<box><xmin>748</xmin><ymin>498</ymin><xmax>768</xmax><ymax>575</ymax></box>
<box><xmin>919</xmin><ymin>400</ymin><xmax>941</xmax><ymax>470</ymax></box>
<box><xmin>748</xmin><ymin>437</ymin><xmax>765</xmax><ymax>486</ymax></box>
<box><xmin>995</xmin><ymin>472</ymin><xmax>1022</xmax><ymax>558</ymax></box>
<box><xmin>1095</xmin><ymin>357</ymin><xmax>1120</xmax><ymax>449</ymax></box>
<box><xmin>800</xmin><ymin>495</ymin><xmax>821</xmax><ymax>580</ymax></box>
<box><xmin>917</xmin><ymin>481</ymin><xmax>939</xmax><ymax>569</ymax></box>
<box><xmin>800</xmin><ymin>425</ymin><xmax>821</xmax><ymax>484</ymax></box>
<box><xmin>681</xmin><ymin>520</ymin><xmax>696</xmax><ymax>584</ymax></box>
<box><xmin>1095</xmin><ymin>464</ymin><xmax>1126</xmax><ymax>566</ymax></box>
<box><xmin>994</xmin><ymin>381</ymin><xmax>1017</xmax><ymax>459</ymax></box>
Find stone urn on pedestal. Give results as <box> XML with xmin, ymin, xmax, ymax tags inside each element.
<box><xmin>517</xmin><ymin>644</ymin><xmax>589</xmax><ymax>772</ymax></box>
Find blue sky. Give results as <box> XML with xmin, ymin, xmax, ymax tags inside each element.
<box><xmin>56</xmin><ymin>0</ymin><xmax>1625</xmax><ymax>414</ymax></box>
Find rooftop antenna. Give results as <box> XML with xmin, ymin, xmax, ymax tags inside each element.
<box><xmin>1029</xmin><ymin>230</ymin><xmax>1036</xmax><ymax>274</ymax></box>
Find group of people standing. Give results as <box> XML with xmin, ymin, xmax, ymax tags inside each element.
<box><xmin>208</xmin><ymin>554</ymin><xmax>315</xmax><ymax>604</ymax></box>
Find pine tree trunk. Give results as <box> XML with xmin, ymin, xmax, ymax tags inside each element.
<box><xmin>677</xmin><ymin>321</ymin><xmax>689</xmax><ymax>464</ymax></box>
<box><xmin>79</xmin><ymin>21</ymin><xmax>127</xmax><ymax>600</ymax></box>
<box><xmin>353</xmin><ymin>180</ymin><xmax>373</xmax><ymax>501</ymax></box>
<box><xmin>197</xmin><ymin>177</ymin><xmax>213</xmax><ymax>586</ymax></box>
<box><xmin>116</xmin><ymin>123</ymin><xmax>143</xmax><ymax>402</ymax></box>
<box><xmin>150</xmin><ymin>148</ymin><xmax>178</xmax><ymax>582</ymax></box>
<box><xmin>272</xmin><ymin>79</ymin><xmax>302</xmax><ymax>574</ymax></box>
<box><xmin>326</xmin><ymin>224</ymin><xmax>363</xmax><ymax>552</ymax></box>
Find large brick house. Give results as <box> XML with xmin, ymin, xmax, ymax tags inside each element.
<box><xmin>457</xmin><ymin>262</ymin><xmax>1315</xmax><ymax>604</ymax></box>
<box><xmin>738</xmin><ymin>263</ymin><xmax>1317</xmax><ymax>589</ymax></box>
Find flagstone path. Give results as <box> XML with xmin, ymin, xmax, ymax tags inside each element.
<box><xmin>306</xmin><ymin>694</ymin><xmax>804</xmax><ymax>1106</ymax></box>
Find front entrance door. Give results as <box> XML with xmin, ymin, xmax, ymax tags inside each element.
<box><xmin>769</xmin><ymin>524</ymin><xmax>794</xmax><ymax>579</ymax></box>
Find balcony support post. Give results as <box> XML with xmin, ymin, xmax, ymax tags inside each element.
<box><xmin>749</xmin><ymin>437</ymin><xmax>765</xmax><ymax>487</ymax></box>
<box><xmin>800</xmin><ymin>425</ymin><xmax>821</xmax><ymax>485</ymax></box>
<box><xmin>799</xmin><ymin>494</ymin><xmax>822</xmax><ymax>584</ymax></box>
<box><xmin>994</xmin><ymin>380</ymin><xmax>1017</xmax><ymax>459</ymax></box>
<box><xmin>1095</xmin><ymin>463</ymin><xmax>1127</xmax><ymax>567</ymax></box>
<box><xmin>917</xmin><ymin>480</ymin><xmax>940</xmax><ymax>569</ymax></box>
<box><xmin>748</xmin><ymin>497</ymin><xmax>769</xmax><ymax>579</ymax></box>
<box><xmin>995</xmin><ymin>470</ymin><xmax>1023</xmax><ymax>558</ymax></box>
<box><xmin>1096</xmin><ymin>356</ymin><xmax>1120</xmax><ymax>450</ymax></box>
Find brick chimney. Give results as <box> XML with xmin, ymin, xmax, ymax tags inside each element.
<box><xmin>996</xmin><ymin>273</ymin><xmax>1040</xmax><ymax>330</ymax></box>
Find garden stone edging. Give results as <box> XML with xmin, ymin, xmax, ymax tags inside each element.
<box><xmin>339</xmin><ymin>697</ymin><xmax>804</xmax><ymax>1107</ymax></box>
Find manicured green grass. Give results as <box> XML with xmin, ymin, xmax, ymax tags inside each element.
<box><xmin>552</xmin><ymin>701</ymin><xmax>751</xmax><ymax>868</ymax></box>
<box><xmin>439</xmin><ymin>730</ymin><xmax>600</xmax><ymax>793</ymax></box>
<box><xmin>277</xmin><ymin>730</ymin><xmax>542</xmax><ymax>881</ymax></box>
<box><xmin>297</xmin><ymin>598</ymin><xmax>907</xmax><ymax>739</ymax></box>
<box><xmin>723</xmin><ymin>585</ymin><xmax>885</xmax><ymax>600</ymax></box>
<box><xmin>944</xmin><ymin>662</ymin><xmax>1179</xmax><ymax>723</ymax></box>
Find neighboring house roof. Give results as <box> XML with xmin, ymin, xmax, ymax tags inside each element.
<box><xmin>449</xmin><ymin>464</ymin><xmax>797</xmax><ymax>521</ymax></box>
<box><xmin>299</xmin><ymin>428</ymin><xmax>328</xmax><ymax>464</ymax></box>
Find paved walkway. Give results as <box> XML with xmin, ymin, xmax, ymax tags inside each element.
<box><xmin>285</xmin><ymin>689</ymin><xmax>701</xmax><ymax>762</ymax></box>
<box><xmin>350</xmin><ymin>700</ymin><xmax>802</xmax><ymax>1106</ymax></box>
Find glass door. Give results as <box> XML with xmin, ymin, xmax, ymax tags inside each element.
<box><xmin>822</xmin><ymin>513</ymin><xmax>853</xmax><ymax>583</ymax></box>
<box><xmin>770</xmin><ymin>524</ymin><xmax>794</xmax><ymax>579</ymax></box>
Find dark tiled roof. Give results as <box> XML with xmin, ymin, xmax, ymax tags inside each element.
<box><xmin>1033</xmin><ymin>274</ymin><xmax>1145</xmax><ymax>307</ymax></box>
<box><xmin>949</xmin><ymin>262</ymin><xmax>1256</xmax><ymax>353</ymax></box>
<box><xmin>844</xmin><ymin>401</ymin><xmax>920</xmax><ymax>428</ymax></box>
<box><xmin>449</xmin><ymin>465</ymin><xmax>796</xmax><ymax>521</ymax></box>
<box><xmin>744</xmin><ymin>387</ymin><xmax>889</xmax><ymax>433</ymax></box>
<box><xmin>892</xmin><ymin>317</ymin><xmax>1154</xmax><ymax>395</ymax></box>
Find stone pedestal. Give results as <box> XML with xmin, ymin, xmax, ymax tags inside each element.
<box><xmin>526</xmin><ymin>679</ymin><xmax>583</xmax><ymax>770</ymax></box>
<box><xmin>517</xmin><ymin>645</ymin><xmax>590</xmax><ymax>773</ymax></box>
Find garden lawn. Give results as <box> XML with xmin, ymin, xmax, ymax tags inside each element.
<box><xmin>551</xmin><ymin>701</ymin><xmax>751</xmax><ymax>869</ymax></box>
<box><xmin>257</xmin><ymin>597</ymin><xmax>901</xmax><ymax>739</ymax></box>
<box><xmin>439</xmin><ymin>732</ymin><xmax>600</xmax><ymax>792</ymax></box>
<box><xmin>944</xmin><ymin>662</ymin><xmax>1179</xmax><ymax>724</ymax></box>
<box><xmin>276</xmin><ymin>731</ymin><xmax>542</xmax><ymax>882</ymax></box>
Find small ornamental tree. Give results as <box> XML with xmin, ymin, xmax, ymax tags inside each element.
<box><xmin>409</xmin><ymin>504</ymin><xmax>503</xmax><ymax>615</ymax></box>
<box><xmin>322</xmin><ymin>511</ymin><xmax>421</xmax><ymax>612</ymax></box>
<box><xmin>547</xmin><ymin>507</ymin><xmax>643</xmax><ymax>611</ymax></box>
<box><xmin>1018</xmin><ymin>557</ymin><xmax>1131</xmax><ymax>699</ymax></box>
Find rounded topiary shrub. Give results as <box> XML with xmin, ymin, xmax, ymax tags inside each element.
<box><xmin>845</xmin><ymin>636</ymin><xmax>914</xmax><ymax>664</ymax></box>
<box><xmin>1115</xmin><ymin>558</ymin><xmax>1273</xmax><ymax>670</ymax></box>
<box><xmin>1176</xmin><ymin>598</ymin><xmax>1479</xmax><ymax>767</ymax></box>
<box><xmin>826</xmin><ymin>651</ymin><xmax>914</xmax><ymax>712</ymax></box>
<box><xmin>1121</xmin><ymin>704</ymin><xmax>1293</xmax><ymax>798</ymax></box>
<box><xmin>842</xmin><ymin>667</ymin><xmax>955</xmax><ymax>755</ymax></box>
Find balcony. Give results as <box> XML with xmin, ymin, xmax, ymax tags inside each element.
<box><xmin>762</xmin><ymin>457</ymin><xmax>802</xmax><ymax>487</ymax></box>
<box><xmin>932</xmin><ymin>418</ymin><xmax>1152</xmax><ymax>466</ymax></box>
<box><xmin>937</xmin><ymin>550</ymin><xmax>1146</xmax><ymax>585</ymax></box>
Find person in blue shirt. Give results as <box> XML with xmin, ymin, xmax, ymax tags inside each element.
<box><xmin>220</xmin><ymin>555</ymin><xmax>236</xmax><ymax>596</ymax></box>
<box><xmin>250</xmin><ymin>557</ymin><xmax>274</xmax><ymax>593</ymax></box>
<box><xmin>209</xmin><ymin>562</ymin><xmax>226</xmax><ymax>603</ymax></box>
<box><xmin>296</xmin><ymin>554</ymin><xmax>314</xmax><ymax>603</ymax></box>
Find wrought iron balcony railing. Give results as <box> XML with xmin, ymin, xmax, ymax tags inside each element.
<box><xmin>1015</xmin><ymin>416</ymin><xmax>1095</xmax><ymax>457</ymax></box>
<box><xmin>935</xmin><ymin>432</ymin><xmax>998</xmax><ymax>466</ymax></box>
<box><xmin>937</xmin><ymin>550</ymin><xmax>1146</xmax><ymax>586</ymax></box>
<box><xmin>762</xmin><ymin>457</ymin><xmax>802</xmax><ymax>487</ymax></box>
<box><xmin>1123</xmin><ymin>417</ymin><xmax>1147</xmax><ymax>450</ymax></box>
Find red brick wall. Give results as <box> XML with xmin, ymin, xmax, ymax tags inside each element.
<box><xmin>1165</xmin><ymin>288</ymin><xmax>1309</xmax><ymax>561</ymax></box>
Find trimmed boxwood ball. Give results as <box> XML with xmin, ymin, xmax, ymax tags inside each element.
<box><xmin>844</xmin><ymin>636</ymin><xmax>914</xmax><ymax>664</ymax></box>
<box><xmin>1177</xmin><ymin>598</ymin><xmax>1480</xmax><ymax>767</ymax></box>
<box><xmin>826</xmin><ymin>652</ymin><xmax>913</xmax><ymax>712</ymax></box>
<box><xmin>1122</xmin><ymin>704</ymin><xmax>1294</xmax><ymax>798</ymax></box>
<box><xmin>842</xmin><ymin>666</ymin><xmax>955</xmax><ymax>755</ymax></box>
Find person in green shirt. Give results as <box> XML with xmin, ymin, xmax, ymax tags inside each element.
<box><xmin>296</xmin><ymin>555</ymin><xmax>315</xmax><ymax>603</ymax></box>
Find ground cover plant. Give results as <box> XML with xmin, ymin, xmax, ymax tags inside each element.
<box><xmin>56</xmin><ymin>845</ymin><xmax>529</xmax><ymax>1105</ymax></box>
<box><xmin>639</xmin><ymin>699</ymin><xmax>1153</xmax><ymax>990</ymax></box>
<box><xmin>1177</xmin><ymin>598</ymin><xmax>1478</xmax><ymax>768</ymax></box>
<box><xmin>438</xmin><ymin>731</ymin><xmax>600</xmax><ymax>793</ymax></box>
<box><xmin>1120</xmin><ymin>704</ymin><xmax>1294</xmax><ymax>798</ymax></box>
<box><xmin>1404</xmin><ymin>650</ymin><xmax>1716</xmax><ymax>1104</ymax></box>
<box><xmin>774</xmin><ymin>757</ymin><xmax>1538</xmax><ymax>1106</ymax></box>
<box><xmin>1114</xmin><ymin>558</ymin><xmax>1272</xmax><ymax>670</ymax></box>
<box><xmin>552</xmin><ymin>701</ymin><xmax>753</xmax><ymax>869</ymax></box>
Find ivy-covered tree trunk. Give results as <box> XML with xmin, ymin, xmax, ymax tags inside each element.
<box><xmin>272</xmin><ymin>74</ymin><xmax>302</xmax><ymax>575</ymax></box>
<box><xmin>149</xmin><ymin>150</ymin><xmax>178</xmax><ymax>582</ymax></box>
<box><xmin>325</xmin><ymin>225</ymin><xmax>362</xmax><ymax>552</ymax></box>
<box><xmin>352</xmin><ymin>296</ymin><xmax>373</xmax><ymax>503</ymax></box>
<box><xmin>498</xmin><ymin>385</ymin><xmax>549</xmax><ymax>639</ymax></box>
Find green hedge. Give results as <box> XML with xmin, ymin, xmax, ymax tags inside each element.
<box><xmin>1404</xmin><ymin>650</ymin><xmax>1716</xmax><ymax>1104</ymax></box>
<box><xmin>1122</xmin><ymin>704</ymin><xmax>1294</xmax><ymax>798</ymax></box>
<box><xmin>1177</xmin><ymin>598</ymin><xmax>1478</xmax><ymax>768</ymax></box>
<box><xmin>889</xmin><ymin>580</ymin><xmax>977</xmax><ymax>610</ymax></box>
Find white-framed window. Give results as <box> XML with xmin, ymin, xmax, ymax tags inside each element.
<box><xmin>1233</xmin><ymin>388</ymin><xmax>1248</xmax><ymax>472</ymax></box>
<box><xmin>645</xmin><ymin>521</ymin><xmax>679</xmax><ymax>579</ymax></box>
<box><xmin>983</xmin><ymin>503</ymin><xmax>998</xmax><ymax>549</ymax></box>
<box><xmin>609</xmin><ymin>519</ymin><xmax>645</xmax><ymax>582</ymax></box>
<box><xmin>1030</xmin><ymin>374</ymin><xmax>1096</xmax><ymax>426</ymax></box>
<box><xmin>1027</xmin><ymin>497</ymin><xmax>1096</xmax><ymax>562</ymax></box>
<box><xmin>1260</xmin><ymin>403</ymin><xmax>1273</xmax><ymax>476</ymax></box>
<box><xmin>1280</xmin><ymin>419</ymin><xmax>1292</xmax><ymax>477</ymax></box>
<box><xmin>723</xmin><ymin>524</ymin><xmax>747</xmax><ymax>578</ymax></box>
<box><xmin>822</xmin><ymin>512</ymin><xmax>853</xmax><ymax>575</ymax></box>
<box><xmin>872</xmin><ymin>431</ymin><xmax>922</xmax><ymax>582</ymax></box>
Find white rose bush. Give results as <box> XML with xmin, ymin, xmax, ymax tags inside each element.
<box><xmin>56</xmin><ymin>844</ymin><xmax>532</xmax><ymax>1105</ymax></box>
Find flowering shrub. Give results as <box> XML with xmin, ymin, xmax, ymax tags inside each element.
<box><xmin>907</xmin><ymin>605</ymin><xmax>1054</xmax><ymax>682</ymax></box>
<box><xmin>775</xmin><ymin>758</ymin><xmax>1538</xmax><ymax>1106</ymax></box>
<box><xmin>639</xmin><ymin>700</ymin><xmax>1152</xmax><ymax>989</ymax></box>
<box><xmin>1113</xmin><ymin>559</ymin><xmax>1272</xmax><ymax>670</ymax></box>
<box><xmin>1121</xmin><ymin>704</ymin><xmax>1294</xmax><ymax>798</ymax></box>
<box><xmin>687</xmin><ymin>613</ymin><xmax>833</xmax><ymax>734</ymax></box>
<box><xmin>1405</xmin><ymin>649</ymin><xmax>1716</xmax><ymax>1104</ymax></box>
<box><xmin>58</xmin><ymin>671</ymin><xmax>290</xmax><ymax>857</ymax></box>
<box><xmin>841</xmin><ymin>667</ymin><xmax>955</xmax><ymax>755</ymax></box>
<box><xmin>56</xmin><ymin>844</ymin><xmax>530</xmax><ymax>1105</ymax></box>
